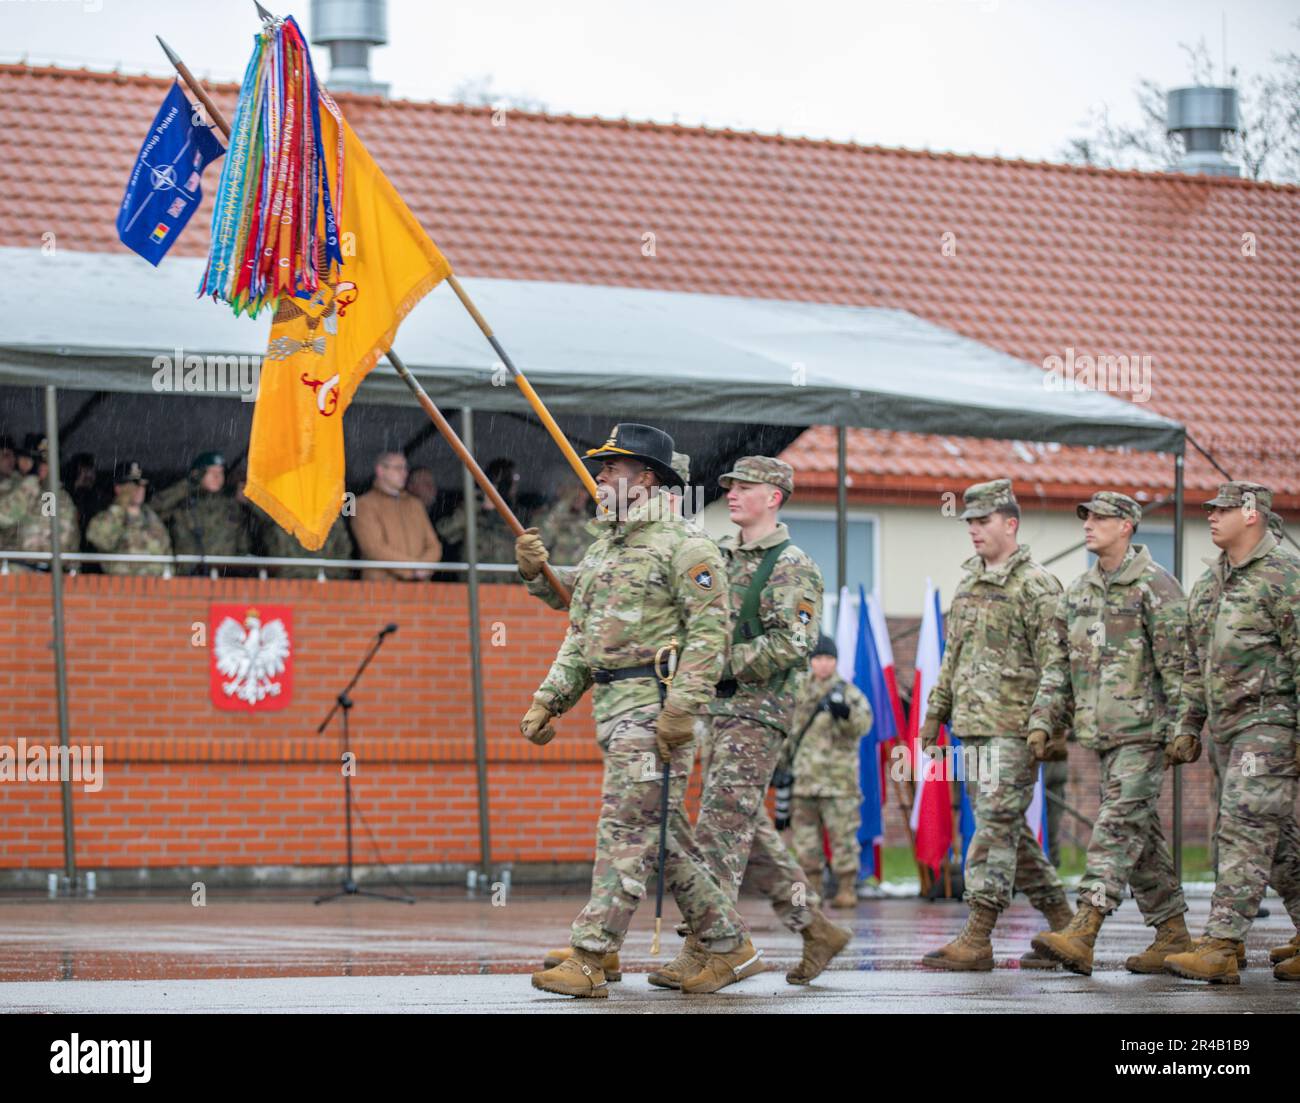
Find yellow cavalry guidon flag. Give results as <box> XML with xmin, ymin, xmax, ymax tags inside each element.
<box><xmin>244</xmin><ymin>113</ymin><xmax>451</xmax><ymax>550</ymax></box>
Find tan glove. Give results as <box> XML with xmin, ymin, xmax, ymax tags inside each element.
<box><xmin>655</xmin><ymin>703</ymin><xmax>696</xmax><ymax>764</ymax></box>
<box><xmin>1027</xmin><ymin>729</ymin><xmax>1048</xmax><ymax>760</ymax></box>
<box><xmin>1164</xmin><ymin>734</ymin><xmax>1202</xmax><ymax>769</ymax></box>
<box><xmin>919</xmin><ymin>715</ymin><xmax>942</xmax><ymax>751</ymax></box>
<box><xmin>515</xmin><ymin>527</ymin><xmax>548</xmax><ymax>581</ymax></box>
<box><xmin>520</xmin><ymin>702</ymin><xmax>556</xmax><ymax>746</ymax></box>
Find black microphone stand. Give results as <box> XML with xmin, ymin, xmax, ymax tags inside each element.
<box><xmin>315</xmin><ymin>625</ymin><xmax>413</xmax><ymax>904</ymax></box>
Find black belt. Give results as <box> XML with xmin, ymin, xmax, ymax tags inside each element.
<box><xmin>714</xmin><ymin>678</ymin><xmax>738</xmax><ymax>698</ymax></box>
<box><xmin>592</xmin><ymin>663</ymin><xmax>659</xmax><ymax>685</ymax></box>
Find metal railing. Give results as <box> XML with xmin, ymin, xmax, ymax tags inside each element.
<box><xmin>0</xmin><ymin>550</ymin><xmax>522</xmax><ymax>581</ymax></box>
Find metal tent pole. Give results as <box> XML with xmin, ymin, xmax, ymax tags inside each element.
<box><xmin>836</xmin><ymin>425</ymin><xmax>848</xmax><ymax>600</ymax></box>
<box><xmin>462</xmin><ymin>408</ymin><xmax>492</xmax><ymax>884</ymax></box>
<box><xmin>1173</xmin><ymin>452</ymin><xmax>1185</xmax><ymax>883</ymax></box>
<box><xmin>45</xmin><ymin>385</ymin><xmax>76</xmax><ymax>888</ymax></box>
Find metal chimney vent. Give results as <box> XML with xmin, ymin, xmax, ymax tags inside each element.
<box><xmin>311</xmin><ymin>0</ymin><xmax>389</xmax><ymax>97</ymax></box>
<box><xmin>1166</xmin><ymin>86</ymin><xmax>1239</xmax><ymax>177</ymax></box>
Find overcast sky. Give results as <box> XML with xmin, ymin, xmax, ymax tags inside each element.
<box><xmin>3</xmin><ymin>0</ymin><xmax>1296</xmax><ymax>162</ymax></box>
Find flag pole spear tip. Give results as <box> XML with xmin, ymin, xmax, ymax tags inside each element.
<box><xmin>253</xmin><ymin>1</ymin><xmax>277</xmax><ymax>22</ymax></box>
<box><xmin>155</xmin><ymin>36</ymin><xmax>182</xmax><ymax>69</ymax></box>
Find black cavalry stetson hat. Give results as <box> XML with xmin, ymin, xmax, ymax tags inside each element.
<box><xmin>584</xmin><ymin>423</ymin><xmax>683</xmax><ymax>490</ymax></box>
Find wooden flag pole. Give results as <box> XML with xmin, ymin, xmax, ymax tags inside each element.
<box><xmin>158</xmin><ymin>36</ymin><xmax>572</xmax><ymax>604</ymax></box>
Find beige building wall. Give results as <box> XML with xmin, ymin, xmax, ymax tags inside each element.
<box><xmin>698</xmin><ymin>496</ymin><xmax>1219</xmax><ymax>619</ymax></box>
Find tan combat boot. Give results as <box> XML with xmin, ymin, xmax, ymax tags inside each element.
<box><xmin>1275</xmin><ymin>954</ymin><xmax>1300</xmax><ymax>981</ymax></box>
<box><xmin>1124</xmin><ymin>914</ymin><xmax>1193</xmax><ymax>974</ymax></box>
<box><xmin>922</xmin><ymin>903</ymin><xmax>997</xmax><ymax>971</ymax></box>
<box><xmin>1190</xmin><ymin>935</ymin><xmax>1246</xmax><ymax>967</ymax></box>
<box><xmin>829</xmin><ymin>873</ymin><xmax>859</xmax><ymax>909</ymax></box>
<box><xmin>1020</xmin><ymin>897</ymin><xmax>1073</xmax><ymax>970</ymax></box>
<box><xmin>679</xmin><ymin>938</ymin><xmax>767</xmax><ymax>994</ymax></box>
<box><xmin>1031</xmin><ymin>901</ymin><xmax>1105</xmax><ymax>975</ymax></box>
<box><xmin>1164</xmin><ymin>937</ymin><xmax>1242</xmax><ymax>985</ymax></box>
<box><xmin>1269</xmin><ymin>931</ymin><xmax>1300</xmax><ymax>964</ymax></box>
<box><xmin>647</xmin><ymin>935</ymin><xmax>706</xmax><ymax>990</ymax></box>
<box><xmin>530</xmin><ymin>946</ymin><xmax>610</xmax><ymax>998</ymax></box>
<box><xmin>786</xmin><ymin>911</ymin><xmax>852</xmax><ymax>984</ymax></box>
<box><xmin>542</xmin><ymin>945</ymin><xmax>622</xmax><ymax>981</ymax></box>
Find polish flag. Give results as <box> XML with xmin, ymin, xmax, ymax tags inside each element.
<box><xmin>909</xmin><ymin>581</ymin><xmax>953</xmax><ymax>873</ymax></box>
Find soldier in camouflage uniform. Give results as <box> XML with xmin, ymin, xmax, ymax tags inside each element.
<box><xmin>921</xmin><ymin>479</ymin><xmax>1073</xmax><ymax>970</ymax></box>
<box><xmin>152</xmin><ymin>451</ymin><xmax>251</xmax><ymax>574</ymax></box>
<box><xmin>525</xmin><ymin>452</ymin><xmax>699</xmax><ymax>985</ymax></box>
<box><xmin>0</xmin><ymin>436</ymin><xmax>79</xmax><ymax>569</ymax></box>
<box><xmin>788</xmin><ymin>633</ymin><xmax>873</xmax><ymax>908</ymax></box>
<box><xmin>522</xmin><ymin>424</ymin><xmax>762</xmax><ymax>998</ymax></box>
<box><xmin>535</xmin><ymin>480</ymin><xmax>595</xmax><ymax>566</ymax></box>
<box><xmin>652</xmin><ymin>456</ymin><xmax>851</xmax><ymax>989</ymax></box>
<box><xmin>85</xmin><ymin>461</ymin><xmax>172</xmax><ymax>576</ymax></box>
<box><xmin>436</xmin><ymin>457</ymin><xmax>525</xmax><ymax>574</ymax></box>
<box><xmin>0</xmin><ymin>435</ymin><xmax>20</xmax><ymax>547</ymax></box>
<box><xmin>1268</xmin><ymin>509</ymin><xmax>1299</xmax><ymax>562</ymax></box>
<box><xmin>254</xmin><ymin>506</ymin><xmax>355</xmax><ymax>579</ymax></box>
<box><xmin>1026</xmin><ymin>492</ymin><xmax>1191</xmax><ymax>975</ymax></box>
<box><xmin>1161</xmin><ymin>482</ymin><xmax>1300</xmax><ymax>985</ymax></box>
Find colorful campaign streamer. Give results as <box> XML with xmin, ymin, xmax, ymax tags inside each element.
<box><xmin>198</xmin><ymin>16</ymin><xmax>342</xmax><ymax>318</ymax></box>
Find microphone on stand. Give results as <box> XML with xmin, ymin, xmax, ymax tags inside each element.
<box><xmin>379</xmin><ymin>623</ymin><xmax>399</xmax><ymax>637</ymax></box>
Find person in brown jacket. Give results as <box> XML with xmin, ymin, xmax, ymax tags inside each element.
<box><xmin>352</xmin><ymin>451</ymin><xmax>442</xmax><ymax>581</ymax></box>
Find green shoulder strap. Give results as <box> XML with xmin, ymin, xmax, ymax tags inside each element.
<box><xmin>733</xmin><ymin>539</ymin><xmax>790</xmax><ymax>645</ymax></box>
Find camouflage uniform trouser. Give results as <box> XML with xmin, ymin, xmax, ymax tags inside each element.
<box><xmin>690</xmin><ymin>714</ymin><xmax>820</xmax><ymax>933</ymax></box>
<box><xmin>791</xmin><ymin>795</ymin><xmax>861</xmax><ymax>879</ymax></box>
<box><xmin>571</xmin><ymin>705</ymin><xmax>747</xmax><ymax>954</ymax></box>
<box><xmin>1204</xmin><ymin>724</ymin><xmax>1300</xmax><ymax>942</ymax></box>
<box><xmin>1078</xmin><ymin>742</ymin><xmax>1186</xmax><ymax>925</ymax></box>
<box><xmin>962</xmin><ymin>734</ymin><xmax>1068</xmax><ymax>913</ymax></box>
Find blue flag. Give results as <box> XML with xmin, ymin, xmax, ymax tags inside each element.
<box><xmin>117</xmin><ymin>82</ymin><xmax>224</xmax><ymax>266</ymax></box>
<box><xmin>853</xmin><ymin>587</ymin><xmax>885</xmax><ymax>879</ymax></box>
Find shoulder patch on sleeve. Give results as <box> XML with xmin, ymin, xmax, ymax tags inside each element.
<box><xmin>796</xmin><ymin>598</ymin><xmax>815</xmax><ymax>625</ymax></box>
<box><xmin>687</xmin><ymin>562</ymin><xmax>716</xmax><ymax>591</ymax></box>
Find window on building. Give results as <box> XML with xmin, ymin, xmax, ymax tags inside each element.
<box><xmin>781</xmin><ymin>511</ymin><xmax>878</xmax><ymax>620</ymax></box>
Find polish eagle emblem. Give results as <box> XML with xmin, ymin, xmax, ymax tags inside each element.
<box><xmin>213</xmin><ymin>606</ymin><xmax>291</xmax><ymax>706</ymax></box>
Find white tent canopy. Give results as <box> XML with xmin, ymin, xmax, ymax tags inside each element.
<box><xmin>0</xmin><ymin>248</ymin><xmax>1183</xmax><ymax>453</ymax></box>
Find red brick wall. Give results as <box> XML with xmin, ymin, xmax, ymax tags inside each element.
<box><xmin>0</xmin><ymin>576</ymin><xmax>1215</xmax><ymax>876</ymax></box>
<box><xmin>0</xmin><ymin>573</ymin><xmax>607</xmax><ymax>871</ymax></box>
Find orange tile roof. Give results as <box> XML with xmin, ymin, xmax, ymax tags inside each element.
<box><xmin>2</xmin><ymin>64</ymin><xmax>1297</xmax><ymax>508</ymax></box>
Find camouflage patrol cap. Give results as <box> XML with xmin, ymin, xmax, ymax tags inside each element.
<box><xmin>959</xmin><ymin>478</ymin><xmax>1016</xmax><ymax>520</ymax></box>
<box><xmin>112</xmin><ymin>460</ymin><xmax>148</xmax><ymax>486</ymax></box>
<box><xmin>1203</xmin><ymin>481</ymin><xmax>1272</xmax><ymax>513</ymax></box>
<box><xmin>671</xmin><ymin>451</ymin><xmax>691</xmax><ymax>486</ymax></box>
<box><xmin>1076</xmin><ymin>491</ymin><xmax>1142</xmax><ymax>526</ymax></box>
<box><xmin>718</xmin><ymin>456</ymin><xmax>794</xmax><ymax>499</ymax></box>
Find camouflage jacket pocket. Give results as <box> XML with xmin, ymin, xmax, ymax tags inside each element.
<box><xmin>1096</xmin><ymin>599</ymin><xmax>1156</xmax><ymax>738</ymax></box>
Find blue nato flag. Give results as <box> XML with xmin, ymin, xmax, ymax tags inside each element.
<box><xmin>117</xmin><ymin>81</ymin><xmax>225</xmax><ymax>267</ymax></box>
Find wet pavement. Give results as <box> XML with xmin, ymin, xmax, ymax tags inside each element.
<box><xmin>0</xmin><ymin>887</ymin><xmax>1296</xmax><ymax>1013</ymax></box>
